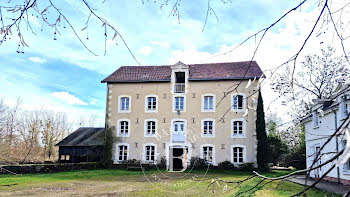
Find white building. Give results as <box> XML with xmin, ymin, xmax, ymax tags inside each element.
<box><xmin>303</xmin><ymin>84</ymin><xmax>350</xmax><ymax>185</ymax></box>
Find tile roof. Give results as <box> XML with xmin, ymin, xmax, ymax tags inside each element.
<box><xmin>56</xmin><ymin>127</ymin><xmax>104</xmax><ymax>147</ymax></box>
<box><xmin>101</xmin><ymin>61</ymin><xmax>264</xmax><ymax>83</ymax></box>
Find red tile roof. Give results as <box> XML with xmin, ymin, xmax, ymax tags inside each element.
<box><xmin>101</xmin><ymin>61</ymin><xmax>264</xmax><ymax>83</ymax></box>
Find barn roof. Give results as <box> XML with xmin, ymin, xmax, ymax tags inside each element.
<box><xmin>56</xmin><ymin>127</ymin><xmax>105</xmax><ymax>147</ymax></box>
<box><xmin>101</xmin><ymin>61</ymin><xmax>264</xmax><ymax>83</ymax></box>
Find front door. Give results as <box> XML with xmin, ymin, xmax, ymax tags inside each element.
<box><xmin>173</xmin><ymin>148</ymin><xmax>184</xmax><ymax>170</ymax></box>
<box><xmin>169</xmin><ymin>146</ymin><xmax>189</xmax><ymax>171</ymax></box>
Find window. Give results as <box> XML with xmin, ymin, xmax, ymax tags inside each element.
<box><xmin>118</xmin><ymin>145</ymin><xmax>128</xmax><ymax>161</ymax></box>
<box><xmin>342</xmin><ymin>141</ymin><xmax>350</xmax><ymax>171</ymax></box>
<box><xmin>232</xmin><ymin>119</ymin><xmax>245</xmax><ymax>138</ymax></box>
<box><xmin>231</xmin><ymin>94</ymin><xmax>245</xmax><ymax>112</ymax></box>
<box><xmin>146</xmin><ymin>96</ymin><xmax>157</xmax><ymax>112</ymax></box>
<box><xmin>340</xmin><ymin>100</ymin><xmax>350</xmax><ymax>119</ymax></box>
<box><xmin>313</xmin><ymin>111</ymin><xmax>319</xmax><ymax>128</ymax></box>
<box><xmin>145</xmin><ymin>145</ymin><xmax>155</xmax><ymax>162</ymax></box>
<box><xmin>117</xmin><ymin>119</ymin><xmax>130</xmax><ymax>137</ymax></box>
<box><xmin>202</xmin><ymin>120</ymin><xmax>214</xmax><ymax>137</ymax></box>
<box><xmin>202</xmin><ymin>146</ymin><xmax>213</xmax><ymax>163</ymax></box>
<box><xmin>65</xmin><ymin>155</ymin><xmax>70</xmax><ymax>161</ymax></box>
<box><xmin>203</xmin><ymin>95</ymin><xmax>214</xmax><ymax>112</ymax></box>
<box><xmin>233</xmin><ymin>121</ymin><xmax>243</xmax><ymax>135</ymax></box>
<box><xmin>174</xmin><ymin>96</ymin><xmax>185</xmax><ymax>111</ymax></box>
<box><xmin>60</xmin><ymin>155</ymin><xmax>65</xmax><ymax>160</ymax></box>
<box><xmin>172</xmin><ymin>120</ymin><xmax>186</xmax><ymax>142</ymax></box>
<box><xmin>119</xmin><ymin>96</ymin><xmax>131</xmax><ymax>112</ymax></box>
<box><xmin>145</xmin><ymin>120</ymin><xmax>157</xmax><ymax>136</ymax></box>
<box><xmin>232</xmin><ymin>147</ymin><xmax>244</xmax><ymax>163</ymax></box>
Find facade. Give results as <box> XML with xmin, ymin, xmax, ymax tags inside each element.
<box><xmin>304</xmin><ymin>84</ymin><xmax>350</xmax><ymax>185</ymax></box>
<box><xmin>56</xmin><ymin>127</ymin><xmax>105</xmax><ymax>163</ymax></box>
<box><xmin>102</xmin><ymin>61</ymin><xmax>263</xmax><ymax>170</ymax></box>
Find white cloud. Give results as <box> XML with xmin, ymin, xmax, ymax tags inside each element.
<box><xmin>89</xmin><ymin>98</ymin><xmax>98</xmax><ymax>105</ymax></box>
<box><xmin>51</xmin><ymin>91</ymin><xmax>88</xmax><ymax>105</ymax></box>
<box><xmin>29</xmin><ymin>57</ymin><xmax>46</xmax><ymax>64</ymax></box>
<box><xmin>151</xmin><ymin>41</ymin><xmax>170</xmax><ymax>49</ymax></box>
<box><xmin>139</xmin><ymin>46</ymin><xmax>153</xmax><ymax>56</ymax></box>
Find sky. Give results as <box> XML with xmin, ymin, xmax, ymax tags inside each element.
<box><xmin>0</xmin><ymin>0</ymin><xmax>349</xmax><ymax>127</ymax></box>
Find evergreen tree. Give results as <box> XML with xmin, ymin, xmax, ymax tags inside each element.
<box><xmin>256</xmin><ymin>91</ymin><xmax>270</xmax><ymax>171</ymax></box>
<box><xmin>103</xmin><ymin>126</ymin><xmax>116</xmax><ymax>167</ymax></box>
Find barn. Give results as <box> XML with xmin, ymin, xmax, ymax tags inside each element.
<box><xmin>56</xmin><ymin>127</ymin><xmax>105</xmax><ymax>163</ymax></box>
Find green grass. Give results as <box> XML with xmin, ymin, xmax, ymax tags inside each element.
<box><xmin>0</xmin><ymin>169</ymin><xmax>340</xmax><ymax>197</ymax></box>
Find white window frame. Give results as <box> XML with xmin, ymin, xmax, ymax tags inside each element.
<box><xmin>117</xmin><ymin>119</ymin><xmax>130</xmax><ymax>137</ymax></box>
<box><xmin>170</xmin><ymin>119</ymin><xmax>187</xmax><ymax>143</ymax></box>
<box><xmin>231</xmin><ymin>93</ymin><xmax>246</xmax><ymax>112</ymax></box>
<box><xmin>143</xmin><ymin>142</ymin><xmax>157</xmax><ymax>164</ymax></box>
<box><xmin>231</xmin><ymin>144</ymin><xmax>246</xmax><ymax>164</ymax></box>
<box><xmin>145</xmin><ymin>95</ymin><xmax>158</xmax><ymax>113</ymax></box>
<box><xmin>231</xmin><ymin>118</ymin><xmax>246</xmax><ymax>138</ymax></box>
<box><xmin>201</xmin><ymin>119</ymin><xmax>215</xmax><ymax>137</ymax></box>
<box><xmin>200</xmin><ymin>144</ymin><xmax>215</xmax><ymax>165</ymax></box>
<box><xmin>118</xmin><ymin>95</ymin><xmax>131</xmax><ymax>113</ymax></box>
<box><xmin>144</xmin><ymin>119</ymin><xmax>158</xmax><ymax>137</ymax></box>
<box><xmin>201</xmin><ymin>94</ymin><xmax>216</xmax><ymax>112</ymax></box>
<box><xmin>173</xmin><ymin>95</ymin><xmax>186</xmax><ymax>112</ymax></box>
<box><xmin>115</xmin><ymin>143</ymin><xmax>129</xmax><ymax>162</ymax></box>
<box><xmin>312</xmin><ymin>111</ymin><xmax>319</xmax><ymax>128</ymax></box>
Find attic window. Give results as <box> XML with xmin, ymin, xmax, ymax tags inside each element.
<box><xmin>175</xmin><ymin>72</ymin><xmax>185</xmax><ymax>83</ymax></box>
<box><xmin>174</xmin><ymin>72</ymin><xmax>186</xmax><ymax>93</ymax></box>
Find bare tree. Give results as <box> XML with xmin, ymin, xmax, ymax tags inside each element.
<box><xmin>41</xmin><ymin>111</ymin><xmax>70</xmax><ymax>160</ymax></box>
<box><xmin>19</xmin><ymin>110</ymin><xmax>41</xmax><ymax>162</ymax></box>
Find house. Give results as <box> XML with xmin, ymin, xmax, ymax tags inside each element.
<box><xmin>101</xmin><ymin>61</ymin><xmax>263</xmax><ymax>170</ymax></box>
<box><xmin>56</xmin><ymin>127</ymin><xmax>105</xmax><ymax>163</ymax></box>
<box><xmin>303</xmin><ymin>84</ymin><xmax>350</xmax><ymax>185</ymax></box>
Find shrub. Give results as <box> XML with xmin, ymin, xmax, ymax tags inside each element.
<box><xmin>157</xmin><ymin>156</ymin><xmax>167</xmax><ymax>169</ymax></box>
<box><xmin>189</xmin><ymin>157</ymin><xmax>209</xmax><ymax>169</ymax></box>
<box><xmin>120</xmin><ymin>159</ymin><xmax>141</xmax><ymax>165</ymax></box>
<box><xmin>217</xmin><ymin>161</ymin><xmax>235</xmax><ymax>170</ymax></box>
<box><xmin>238</xmin><ymin>163</ymin><xmax>255</xmax><ymax>171</ymax></box>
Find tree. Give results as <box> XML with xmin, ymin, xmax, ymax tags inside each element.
<box><xmin>281</xmin><ymin>125</ymin><xmax>306</xmax><ymax>169</ymax></box>
<box><xmin>266</xmin><ymin>116</ymin><xmax>289</xmax><ymax>165</ymax></box>
<box><xmin>271</xmin><ymin>46</ymin><xmax>349</xmax><ymax>119</ymax></box>
<box><xmin>256</xmin><ymin>91</ymin><xmax>270</xmax><ymax>171</ymax></box>
<box><xmin>102</xmin><ymin>125</ymin><xmax>119</xmax><ymax>167</ymax></box>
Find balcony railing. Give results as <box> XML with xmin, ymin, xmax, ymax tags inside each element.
<box><xmin>174</xmin><ymin>83</ymin><xmax>185</xmax><ymax>93</ymax></box>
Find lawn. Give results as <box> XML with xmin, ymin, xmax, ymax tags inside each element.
<box><xmin>0</xmin><ymin>169</ymin><xmax>340</xmax><ymax>197</ymax></box>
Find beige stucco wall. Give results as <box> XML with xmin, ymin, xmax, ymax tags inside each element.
<box><xmin>106</xmin><ymin>80</ymin><xmax>259</xmax><ymax>166</ymax></box>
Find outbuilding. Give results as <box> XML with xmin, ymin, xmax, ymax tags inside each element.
<box><xmin>56</xmin><ymin>127</ymin><xmax>105</xmax><ymax>163</ymax></box>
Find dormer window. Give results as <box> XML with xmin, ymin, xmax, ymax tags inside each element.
<box><xmin>174</xmin><ymin>72</ymin><xmax>185</xmax><ymax>93</ymax></box>
<box><xmin>171</xmin><ymin>61</ymin><xmax>189</xmax><ymax>94</ymax></box>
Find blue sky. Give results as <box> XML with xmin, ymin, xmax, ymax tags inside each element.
<box><xmin>0</xmin><ymin>0</ymin><xmax>344</xmax><ymax>125</ymax></box>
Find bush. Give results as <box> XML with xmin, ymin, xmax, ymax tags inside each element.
<box><xmin>189</xmin><ymin>157</ymin><xmax>209</xmax><ymax>169</ymax></box>
<box><xmin>120</xmin><ymin>159</ymin><xmax>141</xmax><ymax>165</ymax></box>
<box><xmin>217</xmin><ymin>161</ymin><xmax>235</xmax><ymax>170</ymax></box>
<box><xmin>238</xmin><ymin>163</ymin><xmax>255</xmax><ymax>171</ymax></box>
<box><xmin>157</xmin><ymin>156</ymin><xmax>167</xmax><ymax>169</ymax></box>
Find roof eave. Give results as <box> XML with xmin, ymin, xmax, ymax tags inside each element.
<box><xmin>102</xmin><ymin>79</ymin><xmax>171</xmax><ymax>83</ymax></box>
